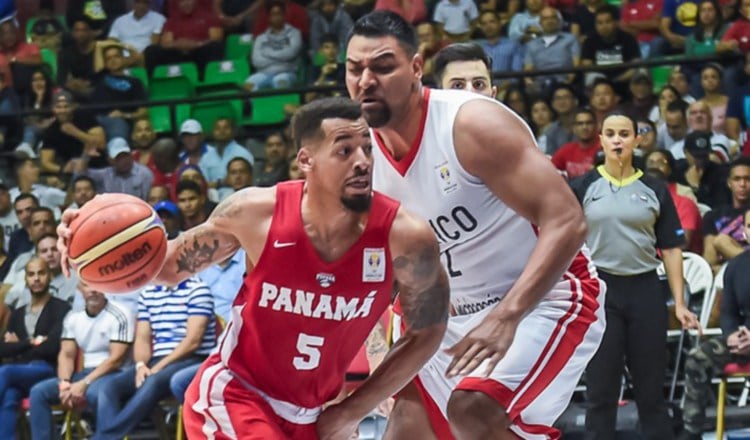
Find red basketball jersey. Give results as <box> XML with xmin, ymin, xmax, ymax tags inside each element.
<box><xmin>216</xmin><ymin>181</ymin><xmax>399</xmax><ymax>409</ymax></box>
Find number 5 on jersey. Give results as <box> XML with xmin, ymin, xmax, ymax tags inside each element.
<box><xmin>294</xmin><ymin>333</ymin><xmax>325</xmax><ymax>370</ymax></box>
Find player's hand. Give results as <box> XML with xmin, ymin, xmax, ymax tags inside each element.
<box><xmin>675</xmin><ymin>305</ymin><xmax>702</xmax><ymax>335</ymax></box>
<box><xmin>316</xmin><ymin>403</ymin><xmax>360</xmax><ymax>440</ymax></box>
<box><xmin>445</xmin><ymin>314</ymin><xmax>520</xmax><ymax>378</ymax></box>
<box><xmin>57</xmin><ymin>206</ymin><xmax>82</xmax><ymax>278</ymax></box>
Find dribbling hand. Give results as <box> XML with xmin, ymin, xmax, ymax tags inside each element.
<box><xmin>316</xmin><ymin>403</ymin><xmax>360</xmax><ymax>440</ymax></box>
<box><xmin>57</xmin><ymin>207</ymin><xmax>82</xmax><ymax>278</ymax></box>
<box><xmin>445</xmin><ymin>314</ymin><xmax>520</xmax><ymax>378</ymax></box>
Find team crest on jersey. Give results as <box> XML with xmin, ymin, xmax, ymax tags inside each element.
<box><xmin>316</xmin><ymin>273</ymin><xmax>336</xmax><ymax>288</ymax></box>
<box><xmin>363</xmin><ymin>248</ymin><xmax>385</xmax><ymax>282</ymax></box>
<box><xmin>434</xmin><ymin>162</ymin><xmax>458</xmax><ymax>195</ymax></box>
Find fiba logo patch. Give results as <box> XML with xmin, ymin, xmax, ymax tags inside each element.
<box><xmin>316</xmin><ymin>272</ymin><xmax>336</xmax><ymax>288</ymax></box>
<box><xmin>435</xmin><ymin>162</ymin><xmax>458</xmax><ymax>195</ymax></box>
<box><xmin>363</xmin><ymin>248</ymin><xmax>385</xmax><ymax>282</ymax></box>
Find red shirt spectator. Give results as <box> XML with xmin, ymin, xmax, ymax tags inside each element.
<box><xmin>162</xmin><ymin>5</ymin><xmax>222</xmax><ymax>41</ymax></box>
<box><xmin>0</xmin><ymin>20</ymin><xmax>42</xmax><ymax>87</ymax></box>
<box><xmin>149</xmin><ymin>157</ymin><xmax>181</xmax><ymax>201</ymax></box>
<box><xmin>668</xmin><ymin>182</ymin><xmax>703</xmax><ymax>252</ymax></box>
<box><xmin>551</xmin><ymin>139</ymin><xmax>601</xmax><ymax>179</ymax></box>
<box><xmin>252</xmin><ymin>0</ymin><xmax>309</xmax><ymax>39</ymax></box>
<box><xmin>721</xmin><ymin>17</ymin><xmax>750</xmax><ymax>52</ymax></box>
<box><xmin>621</xmin><ymin>0</ymin><xmax>663</xmax><ymax>42</ymax></box>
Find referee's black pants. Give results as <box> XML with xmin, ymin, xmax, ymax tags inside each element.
<box><xmin>584</xmin><ymin>270</ymin><xmax>674</xmax><ymax>440</ymax></box>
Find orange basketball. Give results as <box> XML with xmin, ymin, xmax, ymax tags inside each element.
<box><xmin>68</xmin><ymin>193</ymin><xmax>168</xmax><ymax>293</ymax></box>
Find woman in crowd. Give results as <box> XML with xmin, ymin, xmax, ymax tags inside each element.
<box><xmin>685</xmin><ymin>0</ymin><xmax>727</xmax><ymax>57</ymax></box>
<box><xmin>570</xmin><ymin>113</ymin><xmax>701</xmax><ymax>440</ymax></box>
<box><xmin>530</xmin><ymin>98</ymin><xmax>556</xmax><ymax>153</ymax></box>
<box><xmin>698</xmin><ymin>63</ymin><xmax>729</xmax><ymax>134</ymax></box>
<box><xmin>503</xmin><ymin>85</ymin><xmax>531</xmax><ymax>122</ymax></box>
<box><xmin>649</xmin><ymin>85</ymin><xmax>683</xmax><ymax>126</ymax></box>
<box><xmin>17</xmin><ymin>68</ymin><xmax>55</xmax><ymax>154</ymax></box>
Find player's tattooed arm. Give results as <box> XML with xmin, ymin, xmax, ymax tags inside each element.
<box><xmin>365</xmin><ymin>321</ymin><xmax>389</xmax><ymax>370</ymax></box>
<box><xmin>154</xmin><ymin>190</ymin><xmax>253</xmax><ymax>285</ymax></box>
<box><xmin>328</xmin><ymin>210</ymin><xmax>448</xmax><ymax>423</ymax></box>
<box><xmin>394</xmin><ymin>241</ymin><xmax>450</xmax><ymax>330</ymax></box>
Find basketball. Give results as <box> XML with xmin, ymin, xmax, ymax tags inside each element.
<box><xmin>68</xmin><ymin>194</ymin><xmax>168</xmax><ymax>293</ymax></box>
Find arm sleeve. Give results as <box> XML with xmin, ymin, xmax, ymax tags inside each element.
<box><xmin>0</xmin><ymin>308</ymin><xmax>32</xmax><ymax>358</ymax></box>
<box><xmin>661</xmin><ymin>0</ymin><xmax>676</xmax><ymax>18</ymax></box>
<box><xmin>654</xmin><ymin>182</ymin><xmax>687</xmax><ymax>249</ymax></box>
<box><xmin>508</xmin><ymin>16</ymin><xmax>525</xmax><ymax>41</ymax></box>
<box><xmin>136</xmin><ymin>291</ymin><xmax>150</xmax><ymax>322</ymax></box>
<box><xmin>109</xmin><ymin>305</ymin><xmax>134</xmax><ymax>343</ymax></box>
<box><xmin>60</xmin><ymin>311</ymin><xmax>74</xmax><ymax>340</ymax></box>
<box><xmin>468</xmin><ymin>1</ymin><xmax>479</xmax><ymax>20</ymax></box>
<box><xmin>511</xmin><ymin>43</ymin><xmax>524</xmax><ymax>71</ymax></box>
<box><xmin>720</xmin><ymin>257</ymin><xmax>743</xmax><ymax>336</ymax></box>
<box><xmin>187</xmin><ymin>284</ymin><xmax>215</xmax><ymax>318</ymax></box>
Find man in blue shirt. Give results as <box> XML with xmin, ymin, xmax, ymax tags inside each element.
<box><xmin>476</xmin><ymin>11</ymin><xmax>523</xmax><ymax>96</ymax></box>
<box><xmin>200</xmin><ymin>118</ymin><xmax>255</xmax><ymax>189</ymax></box>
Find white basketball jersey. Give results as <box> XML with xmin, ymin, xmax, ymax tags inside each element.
<box><xmin>372</xmin><ymin>88</ymin><xmax>581</xmax><ymax>314</ymax></box>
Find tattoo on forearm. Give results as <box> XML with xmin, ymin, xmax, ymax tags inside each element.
<box><xmin>395</xmin><ymin>245</ymin><xmax>450</xmax><ymax>330</ymax></box>
<box><xmin>366</xmin><ymin>322</ymin><xmax>389</xmax><ymax>358</ymax></box>
<box><xmin>176</xmin><ymin>237</ymin><xmax>220</xmax><ymax>274</ymax></box>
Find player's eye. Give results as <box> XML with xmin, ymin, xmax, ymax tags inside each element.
<box><xmin>472</xmin><ymin>81</ymin><xmax>487</xmax><ymax>90</ymax></box>
<box><xmin>449</xmin><ymin>81</ymin><xmax>465</xmax><ymax>90</ymax></box>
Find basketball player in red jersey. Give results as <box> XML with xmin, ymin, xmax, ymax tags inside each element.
<box><xmin>57</xmin><ymin>97</ymin><xmax>450</xmax><ymax>440</ymax></box>
<box><xmin>346</xmin><ymin>11</ymin><xmax>608</xmax><ymax>440</ymax></box>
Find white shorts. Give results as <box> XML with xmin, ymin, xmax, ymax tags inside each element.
<box><xmin>394</xmin><ymin>277</ymin><xmax>606</xmax><ymax>440</ymax></box>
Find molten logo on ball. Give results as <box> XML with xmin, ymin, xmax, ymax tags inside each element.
<box><xmin>98</xmin><ymin>242</ymin><xmax>153</xmax><ymax>276</ymax></box>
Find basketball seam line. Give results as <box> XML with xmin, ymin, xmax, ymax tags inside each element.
<box><xmin>70</xmin><ymin>212</ymin><xmax>163</xmax><ymax>268</ymax></box>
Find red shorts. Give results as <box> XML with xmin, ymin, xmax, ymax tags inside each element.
<box><xmin>184</xmin><ymin>358</ymin><xmax>319</xmax><ymax>440</ymax></box>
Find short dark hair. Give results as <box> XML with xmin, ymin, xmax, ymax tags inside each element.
<box><xmin>13</xmin><ymin>157</ymin><xmax>37</xmax><ymax>176</ymax></box>
<box><xmin>14</xmin><ymin>193</ymin><xmax>39</xmax><ymax>207</ymax></box>
<box><xmin>320</xmin><ymin>33</ymin><xmax>339</xmax><ymax>47</ymax></box>
<box><xmin>574</xmin><ymin>107</ymin><xmax>596</xmax><ymax>121</ymax></box>
<box><xmin>102</xmin><ymin>44</ymin><xmax>123</xmax><ymax>57</ymax></box>
<box><xmin>729</xmin><ymin>156</ymin><xmax>750</xmax><ymax>175</ymax></box>
<box><xmin>433</xmin><ymin>43</ymin><xmax>492</xmax><ymax>85</ymax></box>
<box><xmin>637</xmin><ymin>117</ymin><xmax>657</xmax><ymax>132</ymax></box>
<box><xmin>666</xmin><ymin>99</ymin><xmax>689</xmax><ymax>116</ymax></box>
<box><xmin>31</xmin><ymin>206</ymin><xmax>54</xmax><ymax>219</ymax></box>
<box><xmin>592</xmin><ymin>77</ymin><xmax>616</xmax><ymax>93</ymax></box>
<box><xmin>291</xmin><ymin>97</ymin><xmax>363</xmax><ymax>151</ymax></box>
<box><xmin>594</xmin><ymin>4</ymin><xmax>619</xmax><ymax>19</ymax></box>
<box><xmin>176</xmin><ymin>179</ymin><xmax>203</xmax><ymax>197</ymax></box>
<box><xmin>267</xmin><ymin>0</ymin><xmax>286</xmax><ymax>12</ymax></box>
<box><xmin>227</xmin><ymin>157</ymin><xmax>252</xmax><ymax>172</ymax></box>
<box><xmin>644</xmin><ymin>149</ymin><xmax>677</xmax><ymax>174</ymax></box>
<box><xmin>348</xmin><ymin>10</ymin><xmax>418</xmax><ymax>56</ymax></box>
<box><xmin>35</xmin><ymin>232</ymin><xmax>58</xmax><ymax>249</ymax></box>
<box><xmin>72</xmin><ymin>175</ymin><xmax>97</xmax><ymax>191</ymax></box>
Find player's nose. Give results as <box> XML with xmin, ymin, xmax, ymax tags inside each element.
<box><xmin>359</xmin><ymin>68</ymin><xmax>377</xmax><ymax>89</ymax></box>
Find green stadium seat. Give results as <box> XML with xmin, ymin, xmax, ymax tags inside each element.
<box><xmin>148</xmin><ymin>66</ymin><xmax>195</xmax><ymax>133</ymax></box>
<box><xmin>124</xmin><ymin>66</ymin><xmax>149</xmax><ymax>91</ymax></box>
<box><xmin>153</xmin><ymin>62</ymin><xmax>199</xmax><ymax>87</ymax></box>
<box><xmin>650</xmin><ymin>65</ymin><xmax>672</xmax><ymax>92</ymax></box>
<box><xmin>40</xmin><ymin>48</ymin><xmax>57</xmax><ymax>79</ymax></box>
<box><xmin>197</xmin><ymin>59</ymin><xmax>249</xmax><ymax>96</ymax></box>
<box><xmin>25</xmin><ymin>17</ymin><xmax>38</xmax><ymax>43</ymax></box>
<box><xmin>191</xmin><ymin>100</ymin><xmax>239</xmax><ymax>133</ymax></box>
<box><xmin>225</xmin><ymin>34</ymin><xmax>253</xmax><ymax>62</ymax></box>
<box><xmin>243</xmin><ymin>93</ymin><xmax>300</xmax><ymax>126</ymax></box>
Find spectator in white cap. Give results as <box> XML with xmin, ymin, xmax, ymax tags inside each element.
<box><xmin>179</xmin><ymin>119</ymin><xmax>215</xmax><ymax>168</ymax></box>
<box><xmin>72</xmin><ymin>137</ymin><xmax>154</xmax><ymax>200</ymax></box>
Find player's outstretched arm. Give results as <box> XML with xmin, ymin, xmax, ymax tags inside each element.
<box><xmin>317</xmin><ymin>208</ymin><xmax>449</xmax><ymax>439</ymax></box>
<box><xmin>155</xmin><ymin>188</ymin><xmax>273</xmax><ymax>285</ymax></box>
<box><xmin>445</xmin><ymin>99</ymin><xmax>588</xmax><ymax>377</ymax></box>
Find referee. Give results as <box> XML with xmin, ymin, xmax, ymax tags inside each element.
<box><xmin>570</xmin><ymin>113</ymin><xmax>701</xmax><ymax>440</ymax></box>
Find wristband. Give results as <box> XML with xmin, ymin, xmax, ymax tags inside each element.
<box><xmin>135</xmin><ymin>361</ymin><xmax>147</xmax><ymax>370</ymax></box>
<box><xmin>59</xmin><ymin>378</ymin><xmax>70</xmax><ymax>383</ymax></box>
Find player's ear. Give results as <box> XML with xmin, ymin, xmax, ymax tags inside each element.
<box><xmin>412</xmin><ymin>52</ymin><xmax>424</xmax><ymax>82</ymax></box>
<box><xmin>297</xmin><ymin>148</ymin><xmax>314</xmax><ymax>174</ymax></box>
